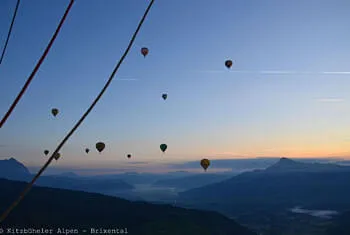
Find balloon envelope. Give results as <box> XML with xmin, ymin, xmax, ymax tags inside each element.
<box><xmin>54</xmin><ymin>152</ymin><xmax>61</xmax><ymax>160</ymax></box>
<box><xmin>127</xmin><ymin>154</ymin><xmax>131</xmax><ymax>159</ymax></box>
<box><xmin>96</xmin><ymin>142</ymin><xmax>105</xmax><ymax>153</ymax></box>
<box><xmin>51</xmin><ymin>108</ymin><xmax>59</xmax><ymax>117</ymax></box>
<box><xmin>162</xmin><ymin>94</ymin><xmax>167</xmax><ymax>100</ymax></box>
<box><xmin>200</xmin><ymin>158</ymin><xmax>210</xmax><ymax>171</ymax></box>
<box><xmin>85</xmin><ymin>148</ymin><xmax>90</xmax><ymax>154</ymax></box>
<box><xmin>44</xmin><ymin>150</ymin><xmax>49</xmax><ymax>156</ymax></box>
<box><xmin>225</xmin><ymin>60</ymin><xmax>233</xmax><ymax>69</ymax></box>
<box><xmin>141</xmin><ymin>47</ymin><xmax>149</xmax><ymax>57</ymax></box>
<box><xmin>160</xmin><ymin>144</ymin><xmax>167</xmax><ymax>153</ymax></box>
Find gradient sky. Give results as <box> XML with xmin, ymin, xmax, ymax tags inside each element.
<box><xmin>1</xmin><ymin>0</ymin><xmax>350</xmax><ymax>171</ymax></box>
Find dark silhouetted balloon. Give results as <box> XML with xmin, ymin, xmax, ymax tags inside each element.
<box><xmin>160</xmin><ymin>144</ymin><xmax>167</xmax><ymax>153</ymax></box>
<box><xmin>85</xmin><ymin>148</ymin><xmax>89</xmax><ymax>154</ymax></box>
<box><xmin>96</xmin><ymin>142</ymin><xmax>105</xmax><ymax>153</ymax></box>
<box><xmin>44</xmin><ymin>150</ymin><xmax>49</xmax><ymax>156</ymax></box>
<box><xmin>51</xmin><ymin>108</ymin><xmax>59</xmax><ymax>117</ymax></box>
<box><xmin>141</xmin><ymin>47</ymin><xmax>149</xmax><ymax>57</ymax></box>
<box><xmin>200</xmin><ymin>158</ymin><xmax>210</xmax><ymax>171</ymax></box>
<box><xmin>54</xmin><ymin>152</ymin><xmax>61</xmax><ymax>160</ymax></box>
<box><xmin>127</xmin><ymin>154</ymin><xmax>131</xmax><ymax>159</ymax></box>
<box><xmin>225</xmin><ymin>60</ymin><xmax>233</xmax><ymax>69</ymax></box>
<box><xmin>162</xmin><ymin>94</ymin><xmax>167</xmax><ymax>100</ymax></box>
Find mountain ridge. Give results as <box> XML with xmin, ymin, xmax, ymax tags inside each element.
<box><xmin>0</xmin><ymin>178</ymin><xmax>256</xmax><ymax>235</ymax></box>
<box><xmin>179</xmin><ymin>158</ymin><xmax>350</xmax><ymax>213</ymax></box>
<box><xmin>0</xmin><ymin>158</ymin><xmax>31</xmax><ymax>180</ymax></box>
<box><xmin>0</xmin><ymin>158</ymin><xmax>134</xmax><ymax>193</ymax></box>
<box><xmin>265</xmin><ymin>157</ymin><xmax>350</xmax><ymax>173</ymax></box>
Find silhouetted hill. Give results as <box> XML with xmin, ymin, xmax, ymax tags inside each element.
<box><xmin>0</xmin><ymin>158</ymin><xmax>31</xmax><ymax>181</ymax></box>
<box><xmin>179</xmin><ymin>158</ymin><xmax>350</xmax><ymax>215</ymax></box>
<box><xmin>0</xmin><ymin>179</ymin><xmax>256</xmax><ymax>235</ymax></box>
<box><xmin>35</xmin><ymin>175</ymin><xmax>134</xmax><ymax>193</ymax></box>
<box><xmin>0</xmin><ymin>158</ymin><xmax>134</xmax><ymax>194</ymax></box>
<box><xmin>326</xmin><ymin>211</ymin><xmax>350</xmax><ymax>235</ymax></box>
<box><xmin>92</xmin><ymin>172</ymin><xmax>183</xmax><ymax>185</ymax></box>
<box><xmin>266</xmin><ymin>157</ymin><xmax>350</xmax><ymax>173</ymax></box>
<box><xmin>153</xmin><ymin>173</ymin><xmax>233</xmax><ymax>190</ymax></box>
<box><xmin>58</xmin><ymin>172</ymin><xmax>79</xmax><ymax>178</ymax></box>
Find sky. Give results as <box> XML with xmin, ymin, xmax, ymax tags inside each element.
<box><xmin>1</xmin><ymin>0</ymin><xmax>350</xmax><ymax>172</ymax></box>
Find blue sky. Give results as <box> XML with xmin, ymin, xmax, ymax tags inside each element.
<box><xmin>1</xmin><ymin>0</ymin><xmax>350</xmax><ymax>172</ymax></box>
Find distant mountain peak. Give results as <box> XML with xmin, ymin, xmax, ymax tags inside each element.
<box><xmin>265</xmin><ymin>158</ymin><xmax>310</xmax><ymax>172</ymax></box>
<box><xmin>0</xmin><ymin>157</ymin><xmax>31</xmax><ymax>179</ymax></box>
<box><xmin>265</xmin><ymin>157</ymin><xmax>350</xmax><ymax>173</ymax></box>
<box><xmin>3</xmin><ymin>157</ymin><xmax>26</xmax><ymax>166</ymax></box>
<box><xmin>277</xmin><ymin>157</ymin><xmax>299</xmax><ymax>165</ymax></box>
<box><xmin>279</xmin><ymin>157</ymin><xmax>294</xmax><ymax>162</ymax></box>
<box><xmin>8</xmin><ymin>157</ymin><xmax>18</xmax><ymax>162</ymax></box>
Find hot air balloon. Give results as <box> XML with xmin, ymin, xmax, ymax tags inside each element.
<box><xmin>160</xmin><ymin>144</ymin><xmax>167</xmax><ymax>153</ymax></box>
<box><xmin>225</xmin><ymin>60</ymin><xmax>233</xmax><ymax>69</ymax></box>
<box><xmin>162</xmin><ymin>93</ymin><xmax>167</xmax><ymax>100</ymax></box>
<box><xmin>200</xmin><ymin>158</ymin><xmax>210</xmax><ymax>171</ymax></box>
<box><xmin>85</xmin><ymin>148</ymin><xmax>90</xmax><ymax>154</ymax></box>
<box><xmin>44</xmin><ymin>150</ymin><xmax>49</xmax><ymax>156</ymax></box>
<box><xmin>127</xmin><ymin>154</ymin><xmax>131</xmax><ymax>159</ymax></box>
<box><xmin>51</xmin><ymin>108</ymin><xmax>59</xmax><ymax>117</ymax></box>
<box><xmin>53</xmin><ymin>152</ymin><xmax>61</xmax><ymax>160</ymax></box>
<box><xmin>141</xmin><ymin>47</ymin><xmax>149</xmax><ymax>57</ymax></box>
<box><xmin>96</xmin><ymin>142</ymin><xmax>105</xmax><ymax>153</ymax></box>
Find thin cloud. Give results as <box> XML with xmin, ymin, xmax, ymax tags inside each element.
<box><xmin>194</xmin><ymin>69</ymin><xmax>226</xmax><ymax>73</ymax></box>
<box><xmin>194</xmin><ymin>69</ymin><xmax>350</xmax><ymax>75</ymax></box>
<box><xmin>194</xmin><ymin>69</ymin><xmax>257</xmax><ymax>74</ymax></box>
<box><xmin>117</xmin><ymin>78</ymin><xmax>138</xmax><ymax>81</ymax></box>
<box><xmin>259</xmin><ymin>70</ymin><xmax>298</xmax><ymax>74</ymax></box>
<box><xmin>321</xmin><ymin>72</ymin><xmax>350</xmax><ymax>75</ymax></box>
<box><xmin>316</xmin><ymin>98</ymin><xmax>344</xmax><ymax>102</ymax></box>
<box><xmin>260</xmin><ymin>71</ymin><xmax>350</xmax><ymax>75</ymax></box>
<box><xmin>210</xmin><ymin>152</ymin><xmax>242</xmax><ymax>157</ymax></box>
<box><xmin>127</xmin><ymin>161</ymin><xmax>151</xmax><ymax>165</ymax></box>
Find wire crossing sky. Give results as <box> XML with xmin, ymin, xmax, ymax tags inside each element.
<box><xmin>0</xmin><ymin>0</ymin><xmax>20</xmax><ymax>65</ymax></box>
<box><xmin>0</xmin><ymin>0</ymin><xmax>350</xmax><ymax>170</ymax></box>
<box><xmin>0</xmin><ymin>0</ymin><xmax>74</xmax><ymax>128</ymax></box>
<box><xmin>0</xmin><ymin>0</ymin><xmax>156</xmax><ymax>224</ymax></box>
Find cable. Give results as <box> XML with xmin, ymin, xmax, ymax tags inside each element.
<box><xmin>0</xmin><ymin>0</ymin><xmax>74</xmax><ymax>129</ymax></box>
<box><xmin>0</xmin><ymin>0</ymin><xmax>20</xmax><ymax>65</ymax></box>
<box><xmin>0</xmin><ymin>0</ymin><xmax>155</xmax><ymax>224</ymax></box>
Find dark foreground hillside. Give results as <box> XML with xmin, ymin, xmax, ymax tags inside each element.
<box><xmin>179</xmin><ymin>158</ymin><xmax>350</xmax><ymax>214</ymax></box>
<box><xmin>177</xmin><ymin>158</ymin><xmax>350</xmax><ymax>234</ymax></box>
<box><xmin>326</xmin><ymin>211</ymin><xmax>350</xmax><ymax>235</ymax></box>
<box><xmin>0</xmin><ymin>179</ymin><xmax>256</xmax><ymax>235</ymax></box>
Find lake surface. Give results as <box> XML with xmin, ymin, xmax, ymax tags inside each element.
<box><xmin>290</xmin><ymin>206</ymin><xmax>339</xmax><ymax>219</ymax></box>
